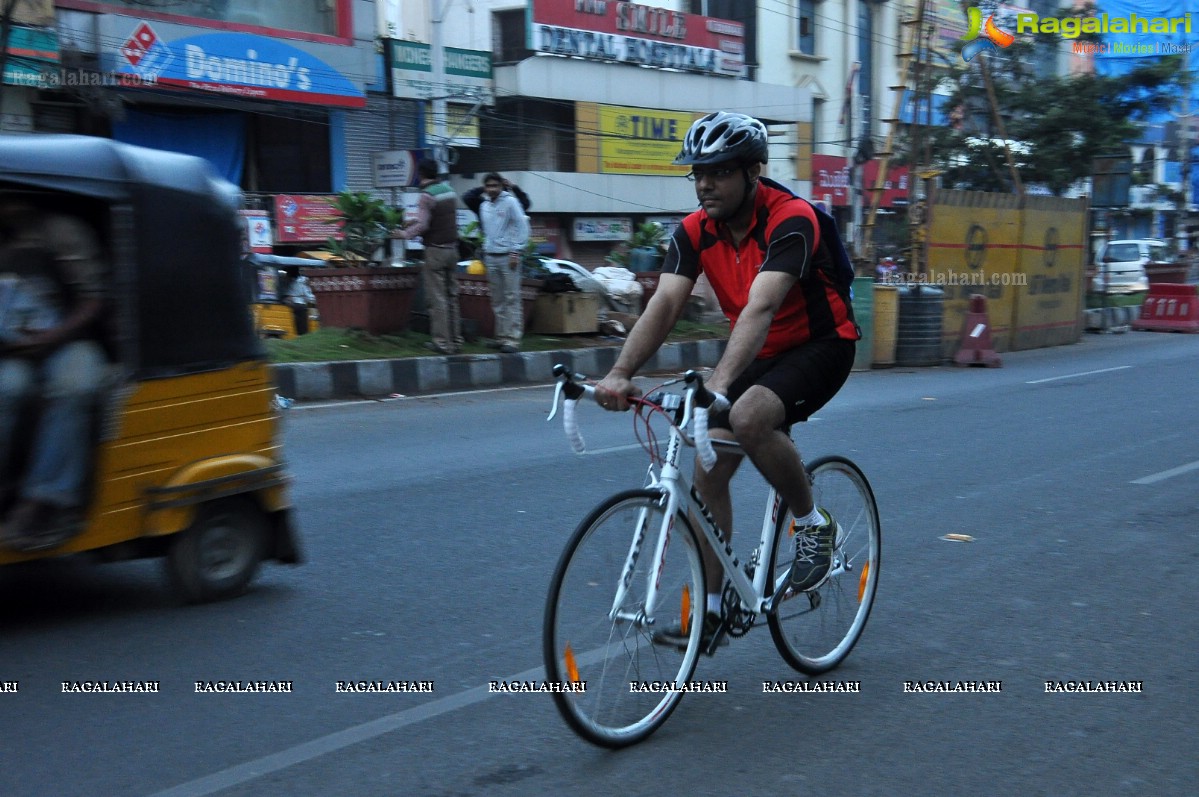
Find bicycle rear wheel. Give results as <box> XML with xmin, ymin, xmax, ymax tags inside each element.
<box><xmin>767</xmin><ymin>455</ymin><xmax>880</xmax><ymax>675</ymax></box>
<box><xmin>543</xmin><ymin>489</ymin><xmax>705</xmax><ymax>748</ymax></box>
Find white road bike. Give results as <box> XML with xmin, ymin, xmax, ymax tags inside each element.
<box><xmin>542</xmin><ymin>365</ymin><xmax>881</xmax><ymax>748</ymax></box>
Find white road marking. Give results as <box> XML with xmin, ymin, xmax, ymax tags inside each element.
<box><xmin>147</xmin><ymin>663</ymin><xmax>550</xmax><ymax>797</ymax></box>
<box><xmin>1131</xmin><ymin>459</ymin><xmax>1199</xmax><ymax>485</ymax></box>
<box><xmin>1025</xmin><ymin>365</ymin><xmax>1132</xmax><ymax>384</ymax></box>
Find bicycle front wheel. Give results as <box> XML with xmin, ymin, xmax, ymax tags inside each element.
<box><xmin>543</xmin><ymin>489</ymin><xmax>706</xmax><ymax>748</ymax></box>
<box><xmin>767</xmin><ymin>455</ymin><xmax>881</xmax><ymax>675</ymax></box>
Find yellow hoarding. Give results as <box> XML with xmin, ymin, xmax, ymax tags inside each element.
<box><xmin>425</xmin><ymin>103</ymin><xmax>480</xmax><ymax>148</ymax></box>
<box><xmin>927</xmin><ymin>191</ymin><xmax>1022</xmax><ymax>354</ymax></box>
<box><xmin>926</xmin><ymin>190</ymin><xmax>1087</xmax><ymax>356</ymax></box>
<box><xmin>1011</xmin><ymin>195</ymin><xmax>1087</xmax><ymax>350</ymax></box>
<box><xmin>592</xmin><ymin>104</ymin><xmax>696</xmax><ymax>176</ymax></box>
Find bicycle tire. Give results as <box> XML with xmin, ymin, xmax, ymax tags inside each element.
<box><xmin>543</xmin><ymin>488</ymin><xmax>706</xmax><ymax>748</ymax></box>
<box><xmin>767</xmin><ymin>455</ymin><xmax>881</xmax><ymax>675</ymax></box>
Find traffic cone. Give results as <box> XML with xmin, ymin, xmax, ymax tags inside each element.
<box><xmin>953</xmin><ymin>294</ymin><xmax>1002</xmax><ymax>367</ymax></box>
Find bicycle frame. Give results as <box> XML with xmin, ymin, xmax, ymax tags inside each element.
<box><xmin>626</xmin><ymin>415</ymin><xmax>785</xmax><ymax>631</ymax></box>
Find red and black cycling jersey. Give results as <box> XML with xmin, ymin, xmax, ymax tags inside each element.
<box><xmin>663</xmin><ymin>177</ymin><xmax>859</xmax><ymax>359</ymax></box>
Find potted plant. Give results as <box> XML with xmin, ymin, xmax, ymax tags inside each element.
<box><xmin>613</xmin><ymin>222</ymin><xmax>667</xmax><ymax>310</ymax></box>
<box><xmin>303</xmin><ymin>191</ymin><xmax>420</xmax><ymax>335</ymax></box>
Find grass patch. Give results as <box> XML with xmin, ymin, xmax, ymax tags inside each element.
<box><xmin>265</xmin><ymin>319</ymin><xmax>730</xmax><ymax>363</ymax></box>
<box><xmin>1085</xmin><ymin>292</ymin><xmax>1146</xmax><ymax>309</ymax></box>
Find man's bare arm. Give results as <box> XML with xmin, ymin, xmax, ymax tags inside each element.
<box><xmin>597</xmin><ymin>272</ymin><xmax>694</xmax><ymax>409</ymax></box>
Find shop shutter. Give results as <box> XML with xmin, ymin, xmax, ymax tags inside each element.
<box><xmin>343</xmin><ymin>94</ymin><xmax>420</xmax><ymax>196</ymax></box>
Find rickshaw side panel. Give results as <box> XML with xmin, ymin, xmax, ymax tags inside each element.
<box><xmin>0</xmin><ymin>362</ymin><xmax>296</xmax><ymax>566</ymax></box>
<box><xmin>0</xmin><ymin>136</ymin><xmax>300</xmax><ymax>574</ymax></box>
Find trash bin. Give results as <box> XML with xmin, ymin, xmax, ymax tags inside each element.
<box><xmin>872</xmin><ymin>284</ymin><xmax>898</xmax><ymax>368</ymax></box>
<box><xmin>895</xmin><ymin>285</ymin><xmax>945</xmax><ymax>366</ymax></box>
<box><xmin>851</xmin><ymin>277</ymin><xmax>873</xmax><ymax>371</ymax></box>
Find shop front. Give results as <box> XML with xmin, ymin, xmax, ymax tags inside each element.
<box><xmin>95</xmin><ymin>15</ymin><xmax>367</xmax><ymax>192</ymax></box>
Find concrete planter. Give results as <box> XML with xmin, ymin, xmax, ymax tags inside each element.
<box><xmin>302</xmin><ymin>265</ymin><xmax>420</xmax><ymax>336</ymax></box>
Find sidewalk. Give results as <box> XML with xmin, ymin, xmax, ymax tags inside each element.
<box><xmin>270</xmin><ymin>338</ymin><xmax>729</xmax><ymax>401</ymax></box>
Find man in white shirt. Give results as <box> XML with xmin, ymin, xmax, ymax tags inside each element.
<box><xmin>464</xmin><ymin>173</ymin><xmax>530</xmax><ymax>353</ymax></box>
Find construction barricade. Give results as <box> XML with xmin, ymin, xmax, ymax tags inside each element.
<box><xmin>1132</xmin><ymin>284</ymin><xmax>1199</xmax><ymax>333</ymax></box>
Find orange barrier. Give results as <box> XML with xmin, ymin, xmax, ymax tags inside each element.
<box><xmin>953</xmin><ymin>294</ymin><xmax>1002</xmax><ymax>367</ymax></box>
<box><xmin>1133</xmin><ymin>284</ymin><xmax>1199</xmax><ymax>333</ymax></box>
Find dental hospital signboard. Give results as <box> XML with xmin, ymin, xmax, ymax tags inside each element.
<box><xmin>529</xmin><ymin>0</ymin><xmax>746</xmax><ymax>78</ymax></box>
<box><xmin>103</xmin><ymin>18</ymin><xmax>366</xmax><ymax>107</ymax></box>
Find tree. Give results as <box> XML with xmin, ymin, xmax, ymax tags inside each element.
<box><xmin>905</xmin><ymin>7</ymin><xmax>1186</xmax><ymax>196</ymax></box>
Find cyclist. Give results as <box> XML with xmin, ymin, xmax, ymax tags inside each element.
<box><xmin>594</xmin><ymin>111</ymin><xmax>859</xmax><ymax>646</ymax></box>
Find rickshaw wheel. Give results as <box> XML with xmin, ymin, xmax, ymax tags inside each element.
<box><xmin>167</xmin><ymin>497</ymin><xmax>267</xmax><ymax>603</ymax></box>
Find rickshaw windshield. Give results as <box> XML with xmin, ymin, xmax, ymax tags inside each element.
<box><xmin>0</xmin><ymin>135</ymin><xmax>262</xmax><ymax>378</ymax></box>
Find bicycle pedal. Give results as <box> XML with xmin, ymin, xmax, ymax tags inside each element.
<box><xmin>702</xmin><ymin>625</ymin><xmax>730</xmax><ymax>656</ymax></box>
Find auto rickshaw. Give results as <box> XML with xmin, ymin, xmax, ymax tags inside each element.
<box><xmin>247</xmin><ymin>253</ymin><xmax>322</xmax><ymax>339</ymax></box>
<box><xmin>0</xmin><ymin>135</ymin><xmax>300</xmax><ymax>602</ymax></box>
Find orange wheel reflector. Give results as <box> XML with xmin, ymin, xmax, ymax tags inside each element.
<box><xmin>681</xmin><ymin>585</ymin><xmax>691</xmax><ymax>636</ymax></box>
<box><xmin>564</xmin><ymin>644</ymin><xmax>580</xmax><ymax>683</ymax></box>
<box><xmin>858</xmin><ymin>562</ymin><xmax>870</xmax><ymax>604</ymax></box>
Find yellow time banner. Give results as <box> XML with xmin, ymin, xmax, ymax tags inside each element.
<box><xmin>592</xmin><ymin>104</ymin><xmax>696</xmax><ymax>176</ymax></box>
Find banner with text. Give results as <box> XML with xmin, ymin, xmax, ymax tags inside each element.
<box><xmin>529</xmin><ymin>0</ymin><xmax>745</xmax><ymax>77</ymax></box>
<box><xmin>579</xmin><ymin>103</ymin><xmax>697</xmax><ymax>176</ymax></box>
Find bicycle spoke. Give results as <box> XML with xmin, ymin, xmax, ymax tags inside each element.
<box><xmin>544</xmin><ymin>491</ymin><xmax>704</xmax><ymax>747</ymax></box>
<box><xmin>768</xmin><ymin>457</ymin><xmax>881</xmax><ymax>675</ymax></box>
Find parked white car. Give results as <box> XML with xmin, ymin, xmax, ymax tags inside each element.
<box><xmin>1092</xmin><ymin>239</ymin><xmax>1164</xmax><ymax>294</ymax></box>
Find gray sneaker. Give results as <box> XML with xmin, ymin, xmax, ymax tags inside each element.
<box><xmin>789</xmin><ymin>509</ymin><xmax>840</xmax><ymax>591</ymax></box>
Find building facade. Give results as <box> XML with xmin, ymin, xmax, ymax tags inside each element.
<box><xmin>392</xmin><ymin>0</ymin><xmax>812</xmax><ymax>266</ymax></box>
<box><xmin>2</xmin><ymin>0</ymin><xmax>420</xmax><ymax>253</ymax></box>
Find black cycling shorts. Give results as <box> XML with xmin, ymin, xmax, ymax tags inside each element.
<box><xmin>710</xmin><ymin>338</ymin><xmax>855</xmax><ymax>430</ymax></box>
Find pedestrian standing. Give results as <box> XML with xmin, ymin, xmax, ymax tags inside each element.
<box><xmin>396</xmin><ymin>160</ymin><xmax>465</xmax><ymax>354</ymax></box>
<box><xmin>462</xmin><ymin>173</ymin><xmax>530</xmax><ymax>353</ymax></box>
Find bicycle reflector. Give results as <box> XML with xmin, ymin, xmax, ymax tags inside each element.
<box><xmin>564</xmin><ymin>644</ymin><xmax>580</xmax><ymax>683</ymax></box>
<box><xmin>858</xmin><ymin>562</ymin><xmax>870</xmax><ymax>604</ymax></box>
<box><xmin>681</xmin><ymin>585</ymin><xmax>691</xmax><ymax>636</ymax></box>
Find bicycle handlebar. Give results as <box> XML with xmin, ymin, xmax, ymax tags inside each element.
<box><xmin>683</xmin><ymin>371</ymin><xmax>730</xmax><ymax>471</ymax></box>
<box><xmin>548</xmin><ymin>365</ymin><xmax>728</xmax><ymax>468</ymax></box>
<box><xmin>548</xmin><ymin>364</ymin><xmax>594</xmax><ymax>454</ymax></box>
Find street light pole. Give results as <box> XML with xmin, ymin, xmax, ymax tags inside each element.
<box><xmin>430</xmin><ymin>0</ymin><xmax>451</xmax><ymax>175</ymax></box>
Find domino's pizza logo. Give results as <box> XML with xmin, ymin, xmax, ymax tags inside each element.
<box><xmin>120</xmin><ymin>22</ymin><xmax>174</xmax><ymax>80</ymax></box>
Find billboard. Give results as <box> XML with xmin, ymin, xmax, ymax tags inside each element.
<box><xmin>529</xmin><ymin>0</ymin><xmax>745</xmax><ymax>77</ymax></box>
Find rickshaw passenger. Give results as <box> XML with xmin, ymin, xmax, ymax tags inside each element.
<box><xmin>0</xmin><ymin>203</ymin><xmax>108</xmax><ymax>552</ymax></box>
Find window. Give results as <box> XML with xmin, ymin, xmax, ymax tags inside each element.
<box><xmin>494</xmin><ymin>9</ymin><xmax>532</xmax><ymax>65</ymax></box>
<box><xmin>798</xmin><ymin>0</ymin><xmax>816</xmax><ymax>54</ymax></box>
<box><xmin>62</xmin><ymin>1</ymin><xmax>341</xmax><ymax>38</ymax></box>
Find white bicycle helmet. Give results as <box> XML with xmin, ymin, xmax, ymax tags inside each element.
<box><xmin>674</xmin><ymin>111</ymin><xmax>768</xmax><ymax>166</ymax></box>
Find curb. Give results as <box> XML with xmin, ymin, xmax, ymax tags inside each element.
<box><xmin>1085</xmin><ymin>305</ymin><xmax>1141</xmax><ymax>332</ymax></box>
<box><xmin>270</xmin><ymin>339</ymin><xmax>729</xmax><ymax>401</ymax></box>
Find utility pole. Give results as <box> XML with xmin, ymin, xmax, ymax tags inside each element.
<box><xmin>430</xmin><ymin>0</ymin><xmax>450</xmax><ymax>176</ymax></box>
<box><xmin>1181</xmin><ymin>89</ymin><xmax>1192</xmax><ymax>259</ymax></box>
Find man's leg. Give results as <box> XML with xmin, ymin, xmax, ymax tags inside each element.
<box><xmin>434</xmin><ymin>248</ymin><xmax>464</xmax><ymax>350</ymax></box>
<box><xmin>727</xmin><ymin>385</ymin><xmax>814</xmax><ymax>518</ymax></box>
<box><xmin>495</xmin><ymin>259</ymin><xmax>523</xmax><ymax>349</ymax></box>
<box><xmin>423</xmin><ymin>250</ymin><xmax>452</xmax><ymax>351</ymax></box>
<box><xmin>20</xmin><ymin>340</ymin><xmax>107</xmax><ymax>511</ymax></box>
<box><xmin>483</xmin><ymin>253</ymin><xmax>510</xmax><ymax>345</ymax></box>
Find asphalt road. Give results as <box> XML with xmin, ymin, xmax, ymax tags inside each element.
<box><xmin>1</xmin><ymin>329</ymin><xmax>1196</xmax><ymax>796</ymax></box>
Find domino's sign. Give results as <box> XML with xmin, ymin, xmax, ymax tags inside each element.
<box><xmin>114</xmin><ymin>22</ymin><xmax>365</xmax><ymax>108</ymax></box>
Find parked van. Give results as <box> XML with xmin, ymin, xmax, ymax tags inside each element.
<box><xmin>1092</xmin><ymin>239</ymin><xmax>1165</xmax><ymax>294</ymax></box>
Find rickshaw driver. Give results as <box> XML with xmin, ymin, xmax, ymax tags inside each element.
<box><xmin>0</xmin><ymin>199</ymin><xmax>108</xmax><ymax>552</ymax></box>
